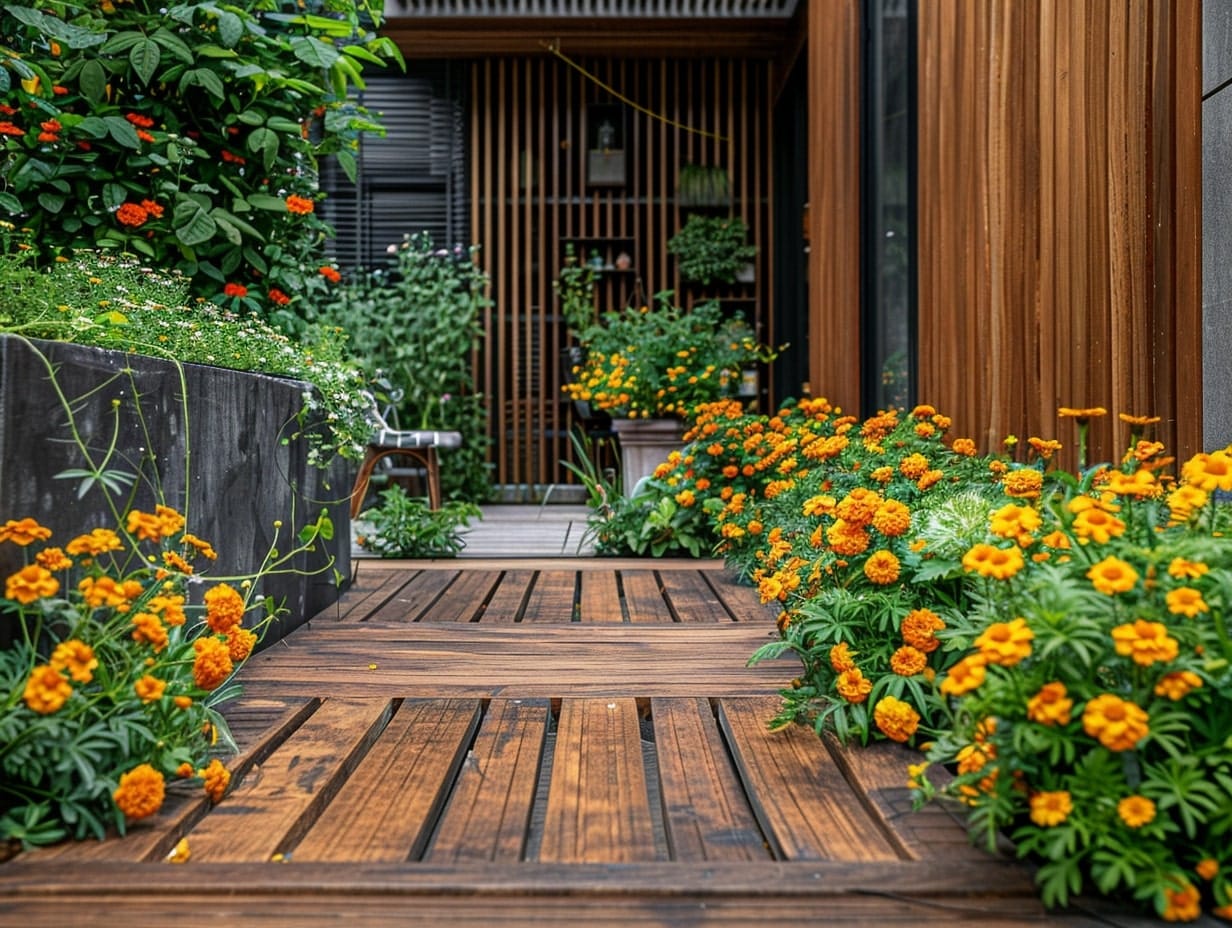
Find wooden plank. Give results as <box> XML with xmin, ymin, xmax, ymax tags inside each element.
<box><xmin>706</xmin><ymin>570</ymin><xmax>779</xmax><ymax>624</ymax></box>
<box><xmin>364</xmin><ymin>570</ymin><xmax>459</xmax><ymax>623</ymax></box>
<box><xmin>716</xmin><ymin>697</ymin><xmax>901</xmax><ymax>862</ymax></box>
<box><xmin>236</xmin><ymin>624</ymin><xmax>787</xmax><ymax>699</ymax></box>
<box><xmin>357</xmin><ymin>558</ymin><xmax>726</xmax><ymax>572</ymax></box>
<box><xmin>478</xmin><ymin>569</ymin><xmax>535</xmax><ymax>621</ymax></box>
<box><xmin>427</xmin><ymin>699</ymin><xmax>550</xmax><ymax>862</ymax></box>
<box><xmin>618</xmin><ymin>569</ymin><xmax>675</xmax><ymax>624</ymax></box>
<box><xmin>293</xmin><ymin>700</ymin><xmax>481</xmax><ymax>862</ymax></box>
<box><xmin>309</xmin><ymin>567</ymin><xmax>410</xmax><ymax>623</ymax></box>
<box><xmin>578</xmin><ymin>570</ymin><xmax>623</xmax><ymax>622</ymax></box>
<box><xmin>651</xmin><ymin>698</ymin><xmax>769</xmax><ymax>861</ymax></box>
<box><xmin>521</xmin><ymin>570</ymin><xmax>577</xmax><ymax>623</ymax></box>
<box><xmin>184</xmin><ymin>698</ymin><xmax>395</xmax><ymax>862</ymax></box>
<box><xmin>539</xmin><ymin>698</ymin><xmax>657</xmax><ymax>862</ymax></box>
<box><xmin>659</xmin><ymin>570</ymin><xmax>730</xmax><ymax>623</ymax></box>
<box><xmin>822</xmin><ymin>734</ymin><xmax>993</xmax><ymax>863</ymax></box>
<box><xmin>421</xmin><ymin>570</ymin><xmax>502</xmax><ymax>623</ymax></box>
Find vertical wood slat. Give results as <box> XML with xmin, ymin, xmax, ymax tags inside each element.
<box><xmin>473</xmin><ymin>56</ymin><xmax>773</xmax><ymax>493</ymax></box>
<box><xmin>916</xmin><ymin>0</ymin><xmax>1203</xmax><ymax>466</ymax></box>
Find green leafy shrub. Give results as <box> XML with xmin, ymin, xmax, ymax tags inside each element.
<box><xmin>0</xmin><ymin>0</ymin><xmax>401</xmax><ymax>323</ymax></box>
<box><xmin>666</xmin><ymin>214</ymin><xmax>757</xmax><ymax>286</ymax></box>
<box><xmin>356</xmin><ymin>485</ymin><xmax>480</xmax><ymax>558</ymax></box>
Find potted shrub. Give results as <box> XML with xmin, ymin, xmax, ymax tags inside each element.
<box><xmin>667</xmin><ymin>214</ymin><xmax>758</xmax><ymax>287</ymax></box>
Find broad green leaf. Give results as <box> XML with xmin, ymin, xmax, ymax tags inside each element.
<box><xmin>244</xmin><ymin>193</ymin><xmax>289</xmax><ymax>211</ymax></box>
<box><xmin>335</xmin><ymin>147</ymin><xmax>357</xmax><ymax>184</ymax></box>
<box><xmin>194</xmin><ymin>68</ymin><xmax>225</xmax><ymax>100</ymax></box>
<box><xmin>291</xmin><ymin>36</ymin><xmax>340</xmax><ymax>70</ymax></box>
<box><xmin>0</xmin><ymin>68</ymin><xmax>8</xmax><ymax>93</ymax></box>
<box><xmin>102</xmin><ymin>183</ymin><xmax>127</xmax><ymax>211</ymax></box>
<box><xmin>341</xmin><ymin>44</ymin><xmax>386</xmax><ymax>66</ymax></box>
<box><xmin>213</xmin><ymin>213</ymin><xmax>243</xmax><ymax>247</ymax></box>
<box><xmin>75</xmin><ymin>115</ymin><xmax>108</xmax><ymax>138</ymax></box>
<box><xmin>195</xmin><ymin>44</ymin><xmax>239</xmax><ymax>59</ymax></box>
<box><xmin>103</xmin><ymin>115</ymin><xmax>141</xmax><ymax>149</ymax></box>
<box><xmin>78</xmin><ymin>59</ymin><xmax>108</xmax><ymax>104</ymax></box>
<box><xmin>151</xmin><ymin>28</ymin><xmax>194</xmax><ymax>64</ymax></box>
<box><xmin>265</xmin><ymin>116</ymin><xmax>302</xmax><ymax>133</ymax></box>
<box><xmin>242</xmin><ymin>247</ymin><xmax>267</xmax><ymax>274</ymax></box>
<box><xmin>246</xmin><ymin>127</ymin><xmax>279</xmax><ymax>171</ymax></box>
<box><xmin>173</xmin><ymin>198</ymin><xmax>217</xmax><ymax>246</ymax></box>
<box><xmin>211</xmin><ymin>207</ymin><xmax>263</xmax><ymax>240</ymax></box>
<box><xmin>37</xmin><ymin>191</ymin><xmax>66</xmax><ymax>213</ymax></box>
<box><xmin>0</xmin><ymin>192</ymin><xmax>22</xmax><ymax>214</ymax></box>
<box><xmin>216</xmin><ymin>10</ymin><xmax>243</xmax><ymax>47</ymax></box>
<box><xmin>99</xmin><ymin>31</ymin><xmax>144</xmax><ymax>55</ymax></box>
<box><xmin>129</xmin><ymin>38</ymin><xmax>161</xmax><ymax>86</ymax></box>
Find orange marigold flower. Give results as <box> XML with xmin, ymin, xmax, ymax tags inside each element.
<box><xmin>131</xmin><ymin>612</ymin><xmax>169</xmax><ymax>652</ymax></box>
<box><xmin>835</xmin><ymin>668</ymin><xmax>873</xmax><ymax>704</ymax></box>
<box><xmin>193</xmin><ymin>636</ymin><xmax>234</xmax><ymax>690</ymax></box>
<box><xmin>899</xmin><ymin>453</ymin><xmax>929</xmax><ymax>480</ymax></box>
<box><xmin>1029</xmin><ymin>790</ymin><xmax>1073</xmax><ymax>827</ymax></box>
<box><xmin>910</xmin><ymin>404</ymin><xmax>936</xmax><ymax>419</ymax></box>
<box><xmin>113</xmin><ymin>763</ymin><xmax>165</xmax><ymax>820</ymax></box>
<box><xmin>835</xmin><ymin>488</ymin><xmax>881</xmax><ymax>526</ymax></box>
<box><xmin>1161</xmin><ymin>882</ymin><xmax>1201</xmax><ymax>922</ymax></box>
<box><xmin>1103</xmin><ymin>467</ymin><xmax>1160</xmax><ymax>499</ymax></box>
<box><xmin>285</xmin><ymin>194</ymin><xmax>316</xmax><ymax>214</ymax></box>
<box><xmin>1027</xmin><ymin>437</ymin><xmax>1063</xmax><ymax>460</ymax></box>
<box><xmin>176</xmin><ymin>762</ymin><xmax>194</xmax><ymax>778</ymax></box>
<box><xmin>1154</xmin><ymin>670</ymin><xmax>1203</xmax><ymax>701</ymax></box>
<box><xmin>35</xmin><ymin>547</ymin><xmax>73</xmax><ymax>571</ymax></box>
<box><xmin>1195</xmin><ymin>859</ymin><xmax>1220</xmax><ymax>881</ymax></box>
<box><xmin>134</xmin><ymin>674</ymin><xmax>166</xmax><ymax>703</ymax></box>
<box><xmin>1119</xmin><ymin>412</ymin><xmax>1161</xmax><ymax>427</ymax></box>
<box><xmin>1002</xmin><ymin>469</ymin><xmax>1043</xmax><ymax>499</ymax></box>
<box><xmin>1058</xmin><ymin>406</ymin><xmax>1107</xmax><ymax>420</ymax></box>
<box><xmin>1087</xmin><ymin>556</ymin><xmax>1139</xmax><ymax>595</ymax></box>
<box><xmin>961</xmin><ymin>544</ymin><xmax>1025</xmax><ymax>580</ymax></box>
<box><xmin>0</xmin><ymin>517</ymin><xmax>53</xmax><ymax>545</ymax></box>
<box><xmin>1026</xmin><ymin>681</ymin><xmax>1073</xmax><ymax>726</ymax></box>
<box><xmin>174</xmin><ymin>695</ymin><xmax>193</xmax><ymax>710</ymax></box>
<box><xmin>872</xmin><ymin>499</ymin><xmax>911</xmax><ymax>537</ymax></box>
<box><xmin>873</xmin><ymin>695</ymin><xmax>921</xmax><ymax>743</ymax></box>
<box><xmin>1082</xmin><ymin>693</ymin><xmax>1149</xmax><ymax>751</ymax></box>
<box><xmin>6</xmin><ymin>564</ymin><xmax>59</xmax><ymax>604</ymax></box>
<box><xmin>124</xmin><ymin>112</ymin><xmax>155</xmax><ymax>128</ymax></box>
<box><xmin>181</xmin><ymin>533</ymin><xmax>218</xmax><ymax>560</ymax></box>
<box><xmin>115</xmin><ymin>202</ymin><xmax>149</xmax><ymax>228</ymax></box>
<box><xmin>939</xmin><ymin>653</ymin><xmax>987</xmax><ymax>696</ymax></box>
<box><xmin>1167</xmin><ymin>557</ymin><xmax>1209</xmax><ymax>580</ymax></box>
<box><xmin>223</xmin><ymin>282</ymin><xmax>248</xmax><ymax>298</ymax></box>
<box><xmin>23</xmin><ymin>664</ymin><xmax>72</xmax><ymax>714</ymax></box>
<box><xmin>226</xmin><ymin>625</ymin><xmax>258</xmax><ymax>662</ymax></box>
<box><xmin>1072</xmin><ymin>507</ymin><xmax>1126</xmax><ymax>544</ymax></box>
<box><xmin>951</xmin><ymin>437</ymin><xmax>978</xmax><ymax>456</ymax></box>
<box><xmin>51</xmin><ymin>639</ymin><xmax>97</xmax><ymax>683</ymax></box>
<box><xmin>870</xmin><ymin>465</ymin><xmax>894</xmax><ymax>483</ymax></box>
<box><xmin>1181</xmin><ymin>449</ymin><xmax>1232</xmax><ymax>493</ymax></box>
<box><xmin>802</xmin><ymin>494</ymin><xmax>836</xmax><ymax>517</ymax></box>
<box><xmin>1114</xmin><ymin>794</ymin><xmax>1156</xmax><ymax>829</ymax></box>
<box><xmin>162</xmin><ymin>550</ymin><xmax>193</xmax><ymax>575</ymax></box>
<box><xmin>863</xmin><ymin>550</ymin><xmax>901</xmax><ymax>585</ymax></box>
<box><xmin>200</xmin><ymin>758</ymin><xmax>231</xmax><ymax>803</ymax></box>
<box><xmin>149</xmin><ymin>593</ymin><xmax>186</xmax><ymax>626</ymax></box>
<box><xmin>65</xmin><ymin>528</ymin><xmax>122</xmax><ymax>556</ymax></box>
<box><xmin>826</xmin><ymin>520</ymin><xmax>870</xmax><ymax>556</ymax></box>
<box><xmin>1166</xmin><ymin>587</ymin><xmax>1208</xmax><ymax>618</ymax></box>
<box><xmin>889</xmin><ymin>645</ymin><xmax>928</xmax><ymax>677</ymax></box>
<box><xmin>80</xmin><ymin>575</ymin><xmax>142</xmax><ymax>610</ymax></box>
<box><xmin>1166</xmin><ymin>484</ymin><xmax>1209</xmax><ymax>526</ymax></box>
<box><xmin>914</xmin><ymin>422</ymin><xmax>935</xmax><ymax>438</ymax></box>
<box><xmin>267</xmin><ymin>287</ymin><xmax>292</xmax><ymax>306</ymax></box>
<box><xmin>204</xmin><ymin>583</ymin><xmax>245</xmax><ymax>634</ymax></box>
<box><xmin>829</xmin><ymin>642</ymin><xmax>857</xmax><ymax>673</ymax></box>
<box><xmin>901</xmin><ymin>608</ymin><xmax>944</xmax><ymax>653</ymax></box>
<box><xmin>989</xmin><ymin>504</ymin><xmax>1041</xmax><ymax>541</ymax></box>
<box><xmin>319</xmin><ymin>265</ymin><xmax>341</xmax><ymax>282</ymax></box>
<box><xmin>126</xmin><ymin>508</ymin><xmax>164</xmax><ymax>542</ymax></box>
<box><xmin>974</xmin><ymin>617</ymin><xmax>1034</xmax><ymax>666</ymax></box>
<box><xmin>916</xmin><ymin>469</ymin><xmax>945</xmax><ymax>491</ymax></box>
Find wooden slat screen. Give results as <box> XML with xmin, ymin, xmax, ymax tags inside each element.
<box><xmin>915</xmin><ymin>0</ymin><xmax>1202</xmax><ymax>465</ymax></box>
<box><xmin>471</xmin><ymin>56</ymin><xmax>773</xmax><ymax>493</ymax></box>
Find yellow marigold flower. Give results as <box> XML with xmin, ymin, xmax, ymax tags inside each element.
<box><xmin>1103</xmin><ymin>467</ymin><xmax>1160</xmax><ymax>499</ymax></box>
<box><xmin>204</xmin><ymin>583</ymin><xmax>245</xmax><ymax>634</ymax></box>
<box><xmin>1026</xmin><ymin>681</ymin><xmax>1073</xmax><ymax>726</ymax></box>
<box><xmin>1027</xmin><ymin>437</ymin><xmax>1062</xmax><ymax>460</ymax></box>
<box><xmin>829</xmin><ymin>642</ymin><xmax>857</xmax><ymax>673</ymax></box>
<box><xmin>23</xmin><ymin>664</ymin><xmax>72</xmax><ymax>714</ymax></box>
<box><xmin>79</xmin><ymin>575</ymin><xmax>141</xmax><ymax>610</ymax></box>
<box><xmin>176</xmin><ymin>762</ymin><xmax>194</xmax><ymax>778</ymax></box>
<box><xmin>1087</xmin><ymin>556</ymin><xmax>1139</xmax><ymax>595</ymax></box>
<box><xmin>51</xmin><ymin>639</ymin><xmax>97</xmax><ymax>683</ymax></box>
<box><xmin>802</xmin><ymin>494</ymin><xmax>836</xmax><ymax>517</ymax></box>
<box><xmin>914</xmin><ymin>422</ymin><xmax>935</xmax><ymax>438</ymax></box>
<box><xmin>126</xmin><ymin>509</ymin><xmax>164</xmax><ymax>542</ymax></box>
<box><xmin>1040</xmin><ymin>530</ymin><xmax>1071</xmax><ymax>550</ymax></box>
<box><xmin>0</xmin><ymin>517</ymin><xmax>53</xmax><ymax>545</ymax></box>
<box><xmin>989</xmin><ymin>504</ymin><xmax>1041</xmax><ymax>540</ymax></box>
<box><xmin>1120</xmin><ymin>412</ymin><xmax>1161</xmax><ymax>427</ymax></box>
<box><xmin>113</xmin><ymin>763</ymin><xmax>165</xmax><ymax>821</ymax></box>
<box><xmin>873</xmin><ymin>695</ymin><xmax>920</xmax><ymax>743</ymax></box>
<box><xmin>826</xmin><ymin>519</ymin><xmax>870</xmax><ymax>556</ymax></box>
<box><xmin>961</xmin><ymin>544</ymin><xmax>1025</xmax><ymax>580</ymax></box>
<box><xmin>835</xmin><ymin>487</ymin><xmax>881</xmax><ymax>526</ymax></box>
<box><xmin>35</xmin><ymin>547</ymin><xmax>73</xmax><ymax>572</ymax></box>
<box><xmin>149</xmin><ymin>593</ymin><xmax>187</xmax><ymax>627</ymax></box>
<box><xmin>974</xmin><ymin>617</ymin><xmax>1034</xmax><ymax>666</ymax></box>
<box><xmin>1154</xmin><ymin>670</ymin><xmax>1203</xmax><ymax>701</ymax></box>
<box><xmin>1029</xmin><ymin>790</ymin><xmax>1073</xmax><ymax>827</ymax></box>
<box><xmin>1181</xmin><ymin>449</ymin><xmax>1232</xmax><ymax>493</ymax></box>
<box><xmin>1168</xmin><ymin>558</ymin><xmax>1209</xmax><ymax>580</ymax></box>
<box><xmin>747</xmin><ymin>520</ymin><xmax>764</xmax><ymax>535</ymax></box>
<box><xmin>154</xmin><ymin>505</ymin><xmax>185</xmax><ymax>537</ymax></box>
<box><xmin>1072</xmin><ymin>507</ymin><xmax>1127</xmax><ymax>545</ymax></box>
<box><xmin>1166</xmin><ymin>484</ymin><xmax>1209</xmax><ymax>526</ymax></box>
<box><xmin>956</xmin><ymin>742</ymin><xmax>995</xmax><ymax>775</ymax></box>
<box><xmin>951</xmin><ymin>437</ymin><xmax>978</xmax><ymax>456</ymax></box>
<box><xmin>134</xmin><ymin>674</ymin><xmax>166</xmax><ymax>703</ymax></box>
<box><xmin>939</xmin><ymin>653</ymin><xmax>988</xmax><ymax>696</ymax></box>
<box><xmin>899</xmin><ymin>453</ymin><xmax>929</xmax><ymax>480</ymax></box>
<box><xmin>863</xmin><ymin>550</ymin><xmax>901</xmax><ymax>585</ymax></box>
<box><xmin>1161</xmin><ymin>882</ymin><xmax>1201</xmax><ymax>922</ymax></box>
<box><xmin>889</xmin><ymin>645</ymin><xmax>928</xmax><ymax>677</ymax></box>
<box><xmin>917</xmin><ymin>469</ymin><xmax>945</xmax><ymax>491</ymax></box>
<box><xmin>6</xmin><ymin>564</ymin><xmax>60</xmax><ymax>604</ymax></box>
<box><xmin>193</xmin><ymin>636</ymin><xmax>234</xmax><ymax>691</ymax></box>
<box><xmin>1002</xmin><ymin>469</ymin><xmax>1043</xmax><ymax>499</ymax></box>
<box><xmin>675</xmin><ymin>489</ymin><xmax>696</xmax><ymax>507</ymax></box>
<box><xmin>906</xmin><ymin>761</ymin><xmax>931</xmax><ymax>790</ymax></box>
<box><xmin>1166</xmin><ymin>587</ymin><xmax>1208</xmax><ymax>618</ymax></box>
<box><xmin>1058</xmin><ymin>406</ymin><xmax>1107</xmax><ymax>420</ymax></box>
<box><xmin>872</xmin><ymin>499</ymin><xmax>911</xmax><ymax>537</ymax></box>
<box><xmin>174</xmin><ymin>695</ymin><xmax>193</xmax><ymax>710</ymax></box>
<box><xmin>1195</xmin><ymin>859</ymin><xmax>1219</xmax><ymax>881</ymax></box>
<box><xmin>757</xmin><ymin>575</ymin><xmax>785</xmax><ymax>603</ymax></box>
<box><xmin>162</xmin><ymin>550</ymin><xmax>193</xmax><ymax>575</ymax></box>
<box><xmin>131</xmin><ymin>611</ymin><xmax>168</xmax><ymax>652</ymax></box>
<box><xmin>1116</xmin><ymin>794</ymin><xmax>1156</xmax><ymax>828</ymax></box>
<box><xmin>911</xmin><ymin>404</ymin><xmax>936</xmax><ymax>419</ymax></box>
<box><xmin>1082</xmin><ymin>693</ymin><xmax>1149</xmax><ymax>751</ymax></box>
<box><xmin>200</xmin><ymin>758</ymin><xmax>231</xmax><ymax>803</ymax></box>
<box><xmin>901</xmin><ymin>608</ymin><xmax>944</xmax><ymax>653</ymax></box>
<box><xmin>65</xmin><ymin>527</ymin><xmax>122</xmax><ymax>556</ymax></box>
<box><xmin>835</xmin><ymin>668</ymin><xmax>873</xmax><ymax>704</ymax></box>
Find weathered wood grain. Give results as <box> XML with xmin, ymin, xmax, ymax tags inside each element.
<box><xmin>365</xmin><ymin>570</ymin><xmax>459</xmax><ymax>623</ymax></box>
<box><xmin>421</xmin><ymin>570</ymin><xmax>503</xmax><ymax>623</ymax></box>
<box><xmin>578</xmin><ymin>570</ymin><xmax>624</xmax><ymax>622</ymax></box>
<box><xmin>521</xmin><ymin>570</ymin><xmax>577</xmax><ymax>622</ymax></box>
<box><xmin>479</xmin><ymin>569</ymin><xmax>536</xmax><ymax>621</ymax></box>
<box><xmin>620</xmin><ymin>569</ymin><xmax>676</xmax><ymax>623</ymax></box>
<box><xmin>659</xmin><ymin>569</ymin><xmax>730</xmax><ymax>622</ymax></box>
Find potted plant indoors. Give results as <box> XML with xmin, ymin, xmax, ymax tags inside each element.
<box><xmin>666</xmin><ymin>214</ymin><xmax>758</xmax><ymax>287</ymax></box>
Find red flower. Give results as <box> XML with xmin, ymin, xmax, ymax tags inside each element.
<box><xmin>115</xmin><ymin>202</ymin><xmax>149</xmax><ymax>228</ymax></box>
<box><xmin>223</xmin><ymin>283</ymin><xmax>248</xmax><ymax>298</ymax></box>
<box><xmin>318</xmin><ymin>266</ymin><xmax>341</xmax><ymax>283</ymax></box>
<box><xmin>40</xmin><ymin>119</ymin><xmax>61</xmax><ymax>132</ymax></box>
<box><xmin>125</xmin><ymin>112</ymin><xmax>154</xmax><ymax>128</ymax></box>
<box><xmin>285</xmin><ymin>195</ymin><xmax>315</xmax><ymax>215</ymax></box>
<box><xmin>137</xmin><ymin>129</ymin><xmax>155</xmax><ymax>143</ymax></box>
<box><xmin>140</xmin><ymin>199</ymin><xmax>164</xmax><ymax>219</ymax></box>
<box><xmin>77</xmin><ymin>141</ymin><xmax>92</xmax><ymax>151</ymax></box>
<box><xmin>52</xmin><ymin>85</ymin><xmax>69</xmax><ymax>96</ymax></box>
<box><xmin>0</xmin><ymin>121</ymin><xmax>26</xmax><ymax>137</ymax></box>
<box><xmin>37</xmin><ymin>132</ymin><xmax>59</xmax><ymax>143</ymax></box>
<box><xmin>220</xmin><ymin>150</ymin><xmax>246</xmax><ymax>164</ymax></box>
<box><xmin>0</xmin><ymin>104</ymin><xmax>15</xmax><ymax>115</ymax></box>
<box><xmin>267</xmin><ymin>288</ymin><xmax>291</xmax><ymax>306</ymax></box>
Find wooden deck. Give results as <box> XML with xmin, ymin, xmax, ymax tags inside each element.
<box><xmin>0</xmin><ymin>561</ymin><xmax>1166</xmax><ymax>926</ymax></box>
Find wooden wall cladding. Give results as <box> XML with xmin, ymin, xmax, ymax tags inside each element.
<box><xmin>916</xmin><ymin>0</ymin><xmax>1202</xmax><ymax>465</ymax></box>
<box><xmin>470</xmin><ymin>56</ymin><xmax>773</xmax><ymax>492</ymax></box>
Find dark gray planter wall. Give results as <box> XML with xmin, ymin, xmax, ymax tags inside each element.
<box><xmin>1204</xmin><ymin>2</ymin><xmax>1232</xmax><ymax>451</ymax></box>
<box><xmin>0</xmin><ymin>336</ymin><xmax>350</xmax><ymax>645</ymax></box>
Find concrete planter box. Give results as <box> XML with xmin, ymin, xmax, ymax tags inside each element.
<box><xmin>0</xmin><ymin>336</ymin><xmax>350</xmax><ymax>646</ymax></box>
<box><xmin>610</xmin><ymin>417</ymin><xmax>685</xmax><ymax>496</ymax></box>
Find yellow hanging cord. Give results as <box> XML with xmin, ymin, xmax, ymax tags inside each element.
<box><xmin>540</xmin><ymin>40</ymin><xmax>730</xmax><ymax>144</ymax></box>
